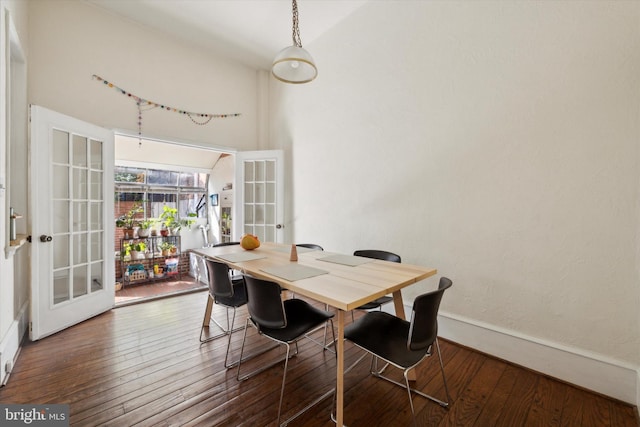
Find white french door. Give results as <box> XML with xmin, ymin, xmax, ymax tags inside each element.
<box><xmin>234</xmin><ymin>150</ymin><xmax>284</xmax><ymax>243</ymax></box>
<box><xmin>30</xmin><ymin>105</ymin><xmax>115</xmax><ymax>340</ymax></box>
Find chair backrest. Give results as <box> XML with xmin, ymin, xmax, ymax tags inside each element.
<box><xmin>296</xmin><ymin>243</ymin><xmax>324</xmax><ymax>251</ymax></box>
<box><xmin>213</xmin><ymin>241</ymin><xmax>240</xmax><ymax>247</ymax></box>
<box><xmin>243</xmin><ymin>275</ymin><xmax>287</xmax><ymax>330</ymax></box>
<box><xmin>407</xmin><ymin>277</ymin><xmax>452</xmax><ymax>351</ymax></box>
<box><xmin>205</xmin><ymin>259</ymin><xmax>234</xmax><ymax>299</ymax></box>
<box><xmin>353</xmin><ymin>249</ymin><xmax>401</xmax><ymax>263</ymax></box>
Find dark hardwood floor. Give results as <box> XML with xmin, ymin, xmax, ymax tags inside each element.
<box><xmin>1</xmin><ymin>291</ymin><xmax>637</xmax><ymax>427</ymax></box>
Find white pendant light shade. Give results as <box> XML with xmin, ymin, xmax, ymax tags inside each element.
<box><xmin>272</xmin><ymin>45</ymin><xmax>318</xmax><ymax>84</ymax></box>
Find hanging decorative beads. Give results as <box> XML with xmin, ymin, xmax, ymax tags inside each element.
<box><xmin>92</xmin><ymin>74</ymin><xmax>241</xmax><ymax>147</ymax></box>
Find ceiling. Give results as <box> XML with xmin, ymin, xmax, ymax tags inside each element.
<box><xmin>96</xmin><ymin>0</ymin><xmax>368</xmax><ymax>170</ymax></box>
<box><xmin>86</xmin><ymin>0</ymin><xmax>369</xmax><ymax>70</ymax></box>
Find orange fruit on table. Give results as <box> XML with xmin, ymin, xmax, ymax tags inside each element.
<box><xmin>240</xmin><ymin>234</ymin><xmax>260</xmax><ymax>250</ymax></box>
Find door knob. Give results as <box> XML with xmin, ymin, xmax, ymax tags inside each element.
<box><xmin>276</xmin><ymin>224</ymin><xmax>284</xmax><ymax>229</ymax></box>
<box><xmin>40</xmin><ymin>235</ymin><xmax>52</xmax><ymax>242</ymax></box>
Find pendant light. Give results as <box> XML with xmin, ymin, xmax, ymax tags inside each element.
<box><xmin>272</xmin><ymin>0</ymin><xmax>318</xmax><ymax>84</ymax></box>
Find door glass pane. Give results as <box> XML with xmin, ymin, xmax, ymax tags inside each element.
<box><xmin>52</xmin><ymin>129</ymin><xmax>69</xmax><ymax>164</ymax></box>
<box><xmin>74</xmin><ymin>233</ymin><xmax>88</xmax><ymax>264</ymax></box>
<box><xmin>73</xmin><ymin>265</ymin><xmax>88</xmax><ymax>298</ymax></box>
<box><xmin>53</xmin><ymin>269</ymin><xmax>70</xmax><ymax>305</ymax></box>
<box><xmin>244</xmin><ymin>183</ymin><xmax>254</xmax><ymax>203</ymax></box>
<box><xmin>266</xmin><ymin>183</ymin><xmax>275</xmax><ymax>203</ymax></box>
<box><xmin>72</xmin><ymin>135</ymin><xmax>88</xmax><ymax>167</ymax></box>
<box><xmin>73</xmin><ymin>168</ymin><xmax>87</xmax><ymax>199</ymax></box>
<box><xmin>53</xmin><ymin>165</ymin><xmax>69</xmax><ymax>199</ymax></box>
<box><xmin>255</xmin><ymin>205</ymin><xmax>265</xmax><ymax>224</ymax></box>
<box><xmin>90</xmin><ymin>139</ymin><xmax>102</xmax><ymax>169</ymax></box>
<box><xmin>255</xmin><ymin>183</ymin><xmax>265</xmax><ymax>203</ymax></box>
<box><xmin>255</xmin><ymin>161</ymin><xmax>265</xmax><ymax>181</ymax></box>
<box><xmin>91</xmin><ymin>262</ymin><xmax>103</xmax><ymax>291</ymax></box>
<box><xmin>266</xmin><ymin>160</ymin><xmax>275</xmax><ymax>181</ymax></box>
<box><xmin>53</xmin><ymin>234</ymin><xmax>70</xmax><ymax>269</ymax></box>
<box><xmin>90</xmin><ymin>171</ymin><xmax>103</xmax><ymax>200</ymax></box>
<box><xmin>90</xmin><ymin>202</ymin><xmax>102</xmax><ymax>230</ymax></box>
<box><xmin>244</xmin><ymin>161</ymin><xmax>254</xmax><ymax>181</ymax></box>
<box><xmin>244</xmin><ymin>206</ymin><xmax>254</xmax><ymax>224</ymax></box>
<box><xmin>53</xmin><ymin>200</ymin><xmax>69</xmax><ymax>234</ymax></box>
<box><xmin>73</xmin><ymin>201</ymin><xmax>87</xmax><ymax>232</ymax></box>
<box><xmin>254</xmin><ymin>225</ymin><xmax>265</xmax><ymax>242</ymax></box>
<box><xmin>91</xmin><ymin>232</ymin><xmax>102</xmax><ymax>261</ymax></box>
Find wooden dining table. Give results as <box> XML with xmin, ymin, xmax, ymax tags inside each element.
<box><xmin>191</xmin><ymin>242</ymin><xmax>437</xmax><ymax>426</ymax></box>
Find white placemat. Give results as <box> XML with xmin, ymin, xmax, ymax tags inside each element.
<box><xmin>261</xmin><ymin>264</ymin><xmax>329</xmax><ymax>281</ymax></box>
<box><xmin>317</xmin><ymin>254</ymin><xmax>373</xmax><ymax>267</ymax></box>
<box><xmin>217</xmin><ymin>252</ymin><xmax>266</xmax><ymax>263</ymax></box>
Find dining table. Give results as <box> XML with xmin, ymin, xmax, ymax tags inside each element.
<box><xmin>191</xmin><ymin>242</ymin><xmax>437</xmax><ymax>426</ymax></box>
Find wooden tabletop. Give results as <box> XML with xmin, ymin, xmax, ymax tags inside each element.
<box><xmin>191</xmin><ymin>242</ymin><xmax>436</xmax><ymax>311</ymax></box>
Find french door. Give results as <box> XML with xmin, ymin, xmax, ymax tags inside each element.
<box><xmin>234</xmin><ymin>150</ymin><xmax>284</xmax><ymax>243</ymax></box>
<box><xmin>30</xmin><ymin>105</ymin><xmax>115</xmax><ymax>340</ymax></box>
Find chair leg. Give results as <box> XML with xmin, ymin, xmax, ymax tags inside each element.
<box><xmin>403</xmin><ymin>369</ymin><xmax>418</xmax><ymax>427</ymax></box>
<box><xmin>200</xmin><ymin>303</ymin><xmax>244</xmax><ymax>344</ymax></box>
<box><xmin>236</xmin><ymin>319</ymin><xmax>297</xmax><ymax>382</ymax></box>
<box><xmin>276</xmin><ymin>342</ymin><xmax>292</xmax><ymax>426</ymax></box>
<box><xmin>222</xmin><ymin>307</ymin><xmax>238</xmax><ymax>368</ymax></box>
<box><xmin>305</xmin><ymin>308</ymin><xmax>336</xmax><ymax>354</ymax></box>
<box><xmin>435</xmin><ymin>338</ymin><xmax>452</xmax><ymax>404</ymax></box>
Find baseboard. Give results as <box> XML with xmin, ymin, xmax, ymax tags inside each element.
<box><xmin>435</xmin><ymin>310</ymin><xmax>638</xmax><ymax>405</ymax></box>
<box><xmin>636</xmin><ymin>369</ymin><xmax>640</xmax><ymax>417</ymax></box>
<box><xmin>0</xmin><ymin>301</ymin><xmax>28</xmax><ymax>386</ymax></box>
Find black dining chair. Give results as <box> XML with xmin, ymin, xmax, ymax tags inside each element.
<box><xmin>296</xmin><ymin>243</ymin><xmax>324</xmax><ymax>251</ymax></box>
<box><xmin>342</xmin><ymin>277</ymin><xmax>453</xmax><ymax>426</ymax></box>
<box><xmin>352</xmin><ymin>249</ymin><xmax>401</xmax><ymax>318</ymax></box>
<box><xmin>237</xmin><ymin>274</ymin><xmax>336</xmax><ymax>426</ymax></box>
<box><xmin>199</xmin><ymin>258</ymin><xmax>248</xmax><ymax>368</ymax></box>
<box><xmin>294</xmin><ymin>243</ymin><xmax>335</xmax><ymax>352</ymax></box>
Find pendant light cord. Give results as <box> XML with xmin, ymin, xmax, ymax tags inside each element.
<box><xmin>292</xmin><ymin>0</ymin><xmax>303</xmax><ymax>48</ymax></box>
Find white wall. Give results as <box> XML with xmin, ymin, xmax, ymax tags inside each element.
<box><xmin>27</xmin><ymin>0</ymin><xmax>260</xmax><ymax>151</ymax></box>
<box><xmin>270</xmin><ymin>1</ymin><xmax>640</xmax><ymax>402</ymax></box>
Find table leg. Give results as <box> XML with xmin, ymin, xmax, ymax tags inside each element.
<box><xmin>336</xmin><ymin>310</ymin><xmax>345</xmax><ymax>426</ymax></box>
<box><xmin>202</xmin><ymin>294</ymin><xmax>214</xmax><ymax>326</ymax></box>
<box><xmin>392</xmin><ymin>290</ymin><xmax>416</xmax><ymax>381</ymax></box>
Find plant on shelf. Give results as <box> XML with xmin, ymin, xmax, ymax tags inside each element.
<box><xmin>160</xmin><ymin>206</ymin><xmax>197</xmax><ymax>234</ymax></box>
<box><xmin>159</xmin><ymin>240</ymin><xmax>173</xmax><ymax>256</ymax></box>
<box><xmin>116</xmin><ymin>202</ymin><xmax>143</xmax><ymax>239</ymax></box>
<box><xmin>120</xmin><ymin>242</ymin><xmax>132</xmax><ymax>260</ymax></box>
<box><xmin>137</xmin><ymin>218</ymin><xmax>156</xmax><ymax>238</ymax></box>
<box><xmin>178</xmin><ymin>213</ymin><xmax>197</xmax><ymax>231</ymax></box>
<box><xmin>130</xmin><ymin>242</ymin><xmax>147</xmax><ymax>260</ymax></box>
<box><xmin>159</xmin><ymin>206</ymin><xmax>179</xmax><ymax>234</ymax></box>
<box><xmin>132</xmin><ymin>242</ymin><xmax>146</xmax><ymax>252</ymax></box>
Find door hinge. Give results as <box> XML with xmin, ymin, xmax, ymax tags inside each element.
<box><xmin>29</xmin><ymin>322</ymin><xmax>32</xmax><ymax>333</ymax></box>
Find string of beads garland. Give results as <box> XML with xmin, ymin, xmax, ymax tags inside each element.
<box><xmin>92</xmin><ymin>74</ymin><xmax>241</xmax><ymax>146</ymax></box>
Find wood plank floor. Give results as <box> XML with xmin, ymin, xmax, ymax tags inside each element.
<box><xmin>1</xmin><ymin>291</ymin><xmax>637</xmax><ymax>427</ymax></box>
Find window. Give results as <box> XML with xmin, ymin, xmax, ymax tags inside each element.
<box><xmin>114</xmin><ymin>166</ymin><xmax>208</xmax><ymax>222</ymax></box>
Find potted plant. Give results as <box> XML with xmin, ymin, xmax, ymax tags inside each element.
<box><xmin>137</xmin><ymin>218</ymin><xmax>155</xmax><ymax>238</ymax></box>
<box><xmin>130</xmin><ymin>242</ymin><xmax>147</xmax><ymax>260</ymax></box>
<box><xmin>116</xmin><ymin>202</ymin><xmax>143</xmax><ymax>239</ymax></box>
<box><xmin>159</xmin><ymin>241</ymin><xmax>172</xmax><ymax>256</ymax></box>
<box><xmin>178</xmin><ymin>213</ymin><xmax>197</xmax><ymax>232</ymax></box>
<box><xmin>120</xmin><ymin>242</ymin><xmax>132</xmax><ymax>261</ymax></box>
<box><xmin>159</xmin><ymin>206</ymin><xmax>179</xmax><ymax>235</ymax></box>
